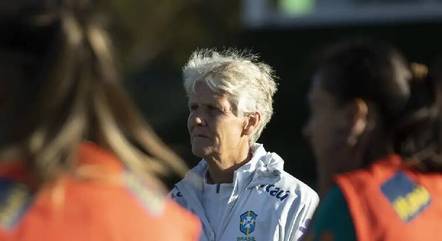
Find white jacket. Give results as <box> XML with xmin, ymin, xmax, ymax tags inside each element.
<box><xmin>170</xmin><ymin>144</ymin><xmax>319</xmax><ymax>241</ymax></box>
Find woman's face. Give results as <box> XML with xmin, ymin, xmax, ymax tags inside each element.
<box><xmin>187</xmin><ymin>81</ymin><xmax>248</xmax><ymax>160</ymax></box>
<box><xmin>304</xmin><ymin>77</ymin><xmax>356</xmax><ymax>192</ymax></box>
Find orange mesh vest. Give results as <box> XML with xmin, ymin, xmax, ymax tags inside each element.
<box><xmin>335</xmin><ymin>155</ymin><xmax>442</xmax><ymax>241</ymax></box>
<box><xmin>0</xmin><ymin>142</ymin><xmax>200</xmax><ymax>241</ymax></box>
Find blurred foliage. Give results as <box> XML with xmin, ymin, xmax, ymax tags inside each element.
<box><xmin>101</xmin><ymin>0</ymin><xmax>241</xmax><ymax>73</ymax></box>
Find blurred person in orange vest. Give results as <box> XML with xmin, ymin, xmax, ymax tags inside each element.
<box><xmin>303</xmin><ymin>39</ymin><xmax>442</xmax><ymax>241</ymax></box>
<box><xmin>0</xmin><ymin>0</ymin><xmax>200</xmax><ymax>240</ymax></box>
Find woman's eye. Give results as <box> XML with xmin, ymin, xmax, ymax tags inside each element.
<box><xmin>206</xmin><ymin>106</ymin><xmax>224</xmax><ymax>117</ymax></box>
<box><xmin>208</xmin><ymin>105</ymin><xmax>222</xmax><ymax>113</ymax></box>
<box><xmin>189</xmin><ymin>104</ymin><xmax>197</xmax><ymax>111</ymax></box>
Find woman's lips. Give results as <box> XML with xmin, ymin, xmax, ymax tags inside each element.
<box><xmin>192</xmin><ymin>133</ymin><xmax>209</xmax><ymax>140</ymax></box>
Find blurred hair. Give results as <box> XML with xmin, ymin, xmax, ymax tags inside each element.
<box><xmin>182</xmin><ymin>49</ymin><xmax>278</xmax><ymax>143</ymax></box>
<box><xmin>316</xmin><ymin>39</ymin><xmax>411</xmax><ymax>127</ymax></box>
<box><xmin>315</xmin><ymin>39</ymin><xmax>442</xmax><ymax>171</ymax></box>
<box><xmin>0</xmin><ymin>0</ymin><xmax>187</xmax><ymax>185</ymax></box>
<box><xmin>394</xmin><ymin>63</ymin><xmax>442</xmax><ymax>171</ymax></box>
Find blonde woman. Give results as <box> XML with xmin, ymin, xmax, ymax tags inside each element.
<box><xmin>0</xmin><ymin>1</ymin><xmax>200</xmax><ymax>240</ymax></box>
<box><xmin>171</xmin><ymin>49</ymin><xmax>319</xmax><ymax>241</ymax></box>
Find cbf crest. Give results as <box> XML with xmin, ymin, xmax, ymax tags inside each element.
<box><xmin>239</xmin><ymin>210</ymin><xmax>257</xmax><ymax>235</ymax></box>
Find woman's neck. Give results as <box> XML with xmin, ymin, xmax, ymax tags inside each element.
<box><xmin>205</xmin><ymin>146</ymin><xmax>252</xmax><ymax>184</ymax></box>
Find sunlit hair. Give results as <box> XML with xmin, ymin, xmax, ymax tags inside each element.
<box><xmin>183</xmin><ymin>49</ymin><xmax>278</xmax><ymax>143</ymax></box>
<box><xmin>0</xmin><ymin>0</ymin><xmax>187</xmax><ymax>186</ymax></box>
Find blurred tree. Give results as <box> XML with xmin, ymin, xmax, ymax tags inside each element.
<box><xmin>103</xmin><ymin>0</ymin><xmax>241</xmax><ymax>73</ymax></box>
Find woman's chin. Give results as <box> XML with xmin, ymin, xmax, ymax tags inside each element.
<box><xmin>191</xmin><ymin>146</ymin><xmax>212</xmax><ymax>159</ymax></box>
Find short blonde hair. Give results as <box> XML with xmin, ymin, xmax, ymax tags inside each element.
<box><xmin>183</xmin><ymin>49</ymin><xmax>278</xmax><ymax>143</ymax></box>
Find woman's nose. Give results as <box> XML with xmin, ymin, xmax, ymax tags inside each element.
<box><xmin>189</xmin><ymin>112</ymin><xmax>206</xmax><ymax>127</ymax></box>
<box><xmin>195</xmin><ymin>115</ymin><xmax>205</xmax><ymax>126</ymax></box>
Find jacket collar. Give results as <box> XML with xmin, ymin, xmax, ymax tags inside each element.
<box><xmin>177</xmin><ymin>143</ymin><xmax>285</xmax><ymax>197</ymax></box>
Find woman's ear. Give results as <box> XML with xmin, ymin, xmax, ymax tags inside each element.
<box><xmin>347</xmin><ymin>98</ymin><xmax>368</xmax><ymax>146</ymax></box>
<box><xmin>242</xmin><ymin>112</ymin><xmax>261</xmax><ymax>136</ymax></box>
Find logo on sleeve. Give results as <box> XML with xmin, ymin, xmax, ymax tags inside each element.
<box><xmin>238</xmin><ymin>210</ymin><xmax>257</xmax><ymax>241</ymax></box>
<box><xmin>258</xmin><ymin>184</ymin><xmax>290</xmax><ymax>201</ymax></box>
<box><xmin>170</xmin><ymin>186</ymin><xmax>183</xmax><ymax>199</ymax></box>
<box><xmin>0</xmin><ymin>179</ymin><xmax>33</xmax><ymax>229</ymax></box>
<box><xmin>299</xmin><ymin>218</ymin><xmax>311</xmax><ymax>234</ymax></box>
<box><xmin>381</xmin><ymin>172</ymin><xmax>431</xmax><ymax>222</ymax></box>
